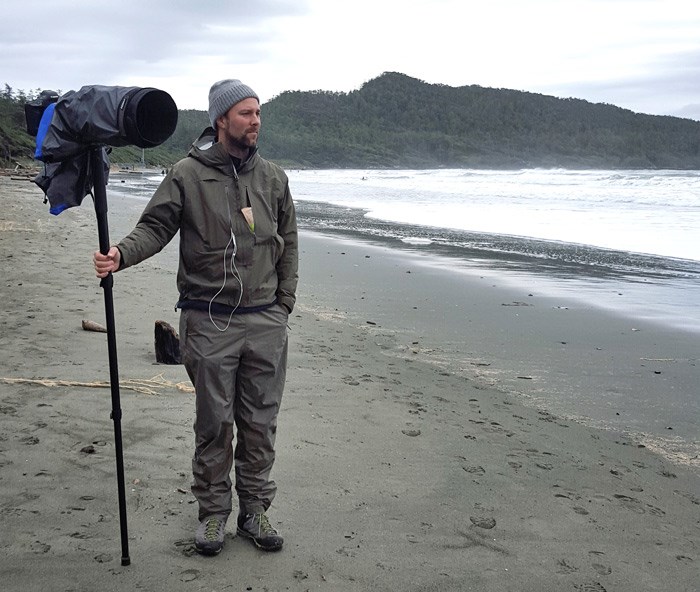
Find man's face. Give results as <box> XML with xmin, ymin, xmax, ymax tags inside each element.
<box><xmin>217</xmin><ymin>97</ymin><xmax>261</xmax><ymax>157</ymax></box>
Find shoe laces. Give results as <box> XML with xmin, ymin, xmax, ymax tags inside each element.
<box><xmin>253</xmin><ymin>513</ymin><xmax>277</xmax><ymax>536</ymax></box>
<box><xmin>203</xmin><ymin>518</ymin><xmax>223</xmax><ymax>541</ymax></box>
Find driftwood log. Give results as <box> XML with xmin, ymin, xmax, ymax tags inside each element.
<box><xmin>82</xmin><ymin>319</ymin><xmax>108</xmax><ymax>333</ymax></box>
<box><xmin>154</xmin><ymin>320</ymin><xmax>181</xmax><ymax>364</ymax></box>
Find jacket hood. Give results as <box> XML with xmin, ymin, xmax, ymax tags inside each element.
<box><xmin>188</xmin><ymin>127</ymin><xmax>259</xmax><ymax>175</ymax></box>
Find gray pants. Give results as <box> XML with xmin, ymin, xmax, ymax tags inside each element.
<box><xmin>179</xmin><ymin>305</ymin><xmax>288</xmax><ymax>520</ymax></box>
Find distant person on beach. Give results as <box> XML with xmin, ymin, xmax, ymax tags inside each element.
<box><xmin>93</xmin><ymin>79</ymin><xmax>298</xmax><ymax>556</ymax></box>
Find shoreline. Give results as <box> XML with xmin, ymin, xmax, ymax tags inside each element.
<box><xmin>295</xmin><ymin>220</ymin><xmax>700</xmax><ymax>336</ymax></box>
<box><xmin>1</xmin><ymin>177</ymin><xmax>698</xmax><ymax>591</ymax></box>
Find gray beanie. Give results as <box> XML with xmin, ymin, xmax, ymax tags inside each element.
<box><xmin>208</xmin><ymin>79</ymin><xmax>259</xmax><ymax>128</ymax></box>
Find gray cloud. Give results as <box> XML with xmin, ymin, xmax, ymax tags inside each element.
<box><xmin>539</xmin><ymin>47</ymin><xmax>700</xmax><ymax>120</ymax></box>
<box><xmin>1</xmin><ymin>0</ymin><xmax>307</xmax><ymax>95</ymax></box>
<box><xmin>2</xmin><ymin>0</ymin><xmax>699</xmax><ymax>120</ymax></box>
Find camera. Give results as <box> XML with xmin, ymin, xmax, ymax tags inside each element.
<box><xmin>30</xmin><ymin>85</ymin><xmax>178</xmax><ymax>162</ymax></box>
<box><xmin>27</xmin><ymin>85</ymin><xmax>178</xmax><ymax>214</ymax></box>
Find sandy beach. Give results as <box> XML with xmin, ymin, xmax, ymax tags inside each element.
<box><xmin>0</xmin><ymin>175</ymin><xmax>698</xmax><ymax>592</ymax></box>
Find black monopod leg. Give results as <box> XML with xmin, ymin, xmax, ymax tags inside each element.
<box><xmin>90</xmin><ymin>147</ymin><xmax>131</xmax><ymax>566</ymax></box>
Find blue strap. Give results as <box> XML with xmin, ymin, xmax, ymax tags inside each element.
<box><xmin>34</xmin><ymin>102</ymin><xmax>56</xmax><ymax>160</ymax></box>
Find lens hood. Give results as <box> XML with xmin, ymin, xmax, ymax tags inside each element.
<box><xmin>119</xmin><ymin>87</ymin><xmax>178</xmax><ymax>148</ymax></box>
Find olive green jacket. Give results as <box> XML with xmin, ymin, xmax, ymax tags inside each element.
<box><xmin>117</xmin><ymin>129</ymin><xmax>298</xmax><ymax>313</ymax></box>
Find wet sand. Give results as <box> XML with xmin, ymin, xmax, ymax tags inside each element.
<box><xmin>0</xmin><ymin>177</ymin><xmax>698</xmax><ymax>591</ymax></box>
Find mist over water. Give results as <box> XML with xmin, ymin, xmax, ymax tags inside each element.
<box><xmin>289</xmin><ymin>168</ymin><xmax>700</xmax><ymax>262</ymax></box>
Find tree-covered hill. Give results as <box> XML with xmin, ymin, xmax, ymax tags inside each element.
<box><xmin>0</xmin><ymin>87</ymin><xmax>37</xmax><ymax>164</ymax></box>
<box><xmin>2</xmin><ymin>73</ymin><xmax>700</xmax><ymax>170</ymax></box>
<box><xmin>261</xmin><ymin>72</ymin><xmax>700</xmax><ymax>169</ymax></box>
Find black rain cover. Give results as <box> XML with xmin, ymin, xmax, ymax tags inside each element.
<box><xmin>33</xmin><ymin>85</ymin><xmax>177</xmax><ymax>215</ymax></box>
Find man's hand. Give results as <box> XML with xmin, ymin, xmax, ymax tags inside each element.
<box><xmin>93</xmin><ymin>246</ymin><xmax>121</xmax><ymax>278</ymax></box>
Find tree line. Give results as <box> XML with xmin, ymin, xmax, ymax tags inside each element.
<box><xmin>2</xmin><ymin>73</ymin><xmax>700</xmax><ymax>170</ymax></box>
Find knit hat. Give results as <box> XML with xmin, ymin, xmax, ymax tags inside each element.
<box><xmin>208</xmin><ymin>79</ymin><xmax>259</xmax><ymax>128</ymax></box>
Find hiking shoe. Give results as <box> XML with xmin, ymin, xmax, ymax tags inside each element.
<box><xmin>194</xmin><ymin>515</ymin><xmax>227</xmax><ymax>556</ymax></box>
<box><xmin>237</xmin><ymin>512</ymin><xmax>284</xmax><ymax>551</ymax></box>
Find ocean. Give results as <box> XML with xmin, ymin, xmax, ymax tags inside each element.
<box><xmin>289</xmin><ymin>168</ymin><xmax>700</xmax><ymax>261</ymax></box>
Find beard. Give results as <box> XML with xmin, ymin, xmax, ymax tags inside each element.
<box><xmin>224</xmin><ymin>128</ymin><xmax>258</xmax><ymax>152</ymax></box>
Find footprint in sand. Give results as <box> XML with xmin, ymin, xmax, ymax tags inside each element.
<box><xmin>645</xmin><ymin>504</ymin><xmax>666</xmax><ymax>517</ymax></box>
<box><xmin>173</xmin><ymin>538</ymin><xmax>198</xmax><ymax>557</ymax></box>
<box><xmin>556</xmin><ymin>558</ymin><xmax>579</xmax><ymax>574</ymax></box>
<box><xmin>574</xmin><ymin>583</ymin><xmax>607</xmax><ymax>592</ymax></box>
<box><xmin>612</xmin><ymin>494</ymin><xmax>646</xmax><ymax>514</ymax></box>
<box><xmin>469</xmin><ymin>516</ymin><xmax>496</xmax><ymax>529</ymax></box>
<box><xmin>613</xmin><ymin>494</ymin><xmax>665</xmax><ymax>516</ymax></box>
<box><xmin>29</xmin><ymin>541</ymin><xmax>51</xmax><ymax>554</ymax></box>
<box><xmin>592</xmin><ymin>563</ymin><xmax>612</xmax><ymax>576</ymax></box>
<box><xmin>674</xmin><ymin>490</ymin><xmax>699</xmax><ymax>505</ymax></box>
<box><xmin>179</xmin><ymin>569</ymin><xmax>200</xmax><ymax>582</ymax></box>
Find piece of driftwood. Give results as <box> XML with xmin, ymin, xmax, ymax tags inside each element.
<box><xmin>82</xmin><ymin>319</ymin><xmax>108</xmax><ymax>333</ymax></box>
<box><xmin>1</xmin><ymin>374</ymin><xmax>194</xmax><ymax>395</ymax></box>
<box><xmin>155</xmin><ymin>320</ymin><xmax>181</xmax><ymax>364</ymax></box>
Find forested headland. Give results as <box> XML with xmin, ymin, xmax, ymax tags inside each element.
<box><xmin>2</xmin><ymin>72</ymin><xmax>699</xmax><ymax>170</ymax></box>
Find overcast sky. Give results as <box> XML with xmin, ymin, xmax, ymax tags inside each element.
<box><xmin>2</xmin><ymin>0</ymin><xmax>700</xmax><ymax>120</ymax></box>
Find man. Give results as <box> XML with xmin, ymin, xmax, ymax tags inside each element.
<box><xmin>94</xmin><ymin>79</ymin><xmax>298</xmax><ymax>556</ymax></box>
